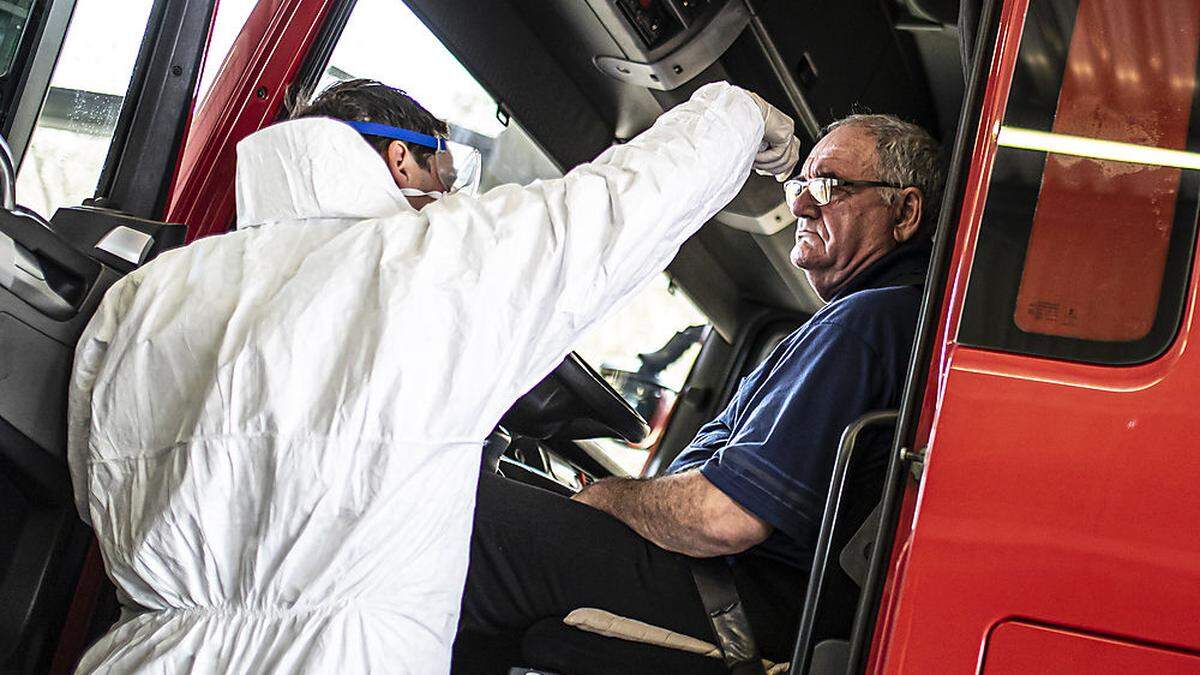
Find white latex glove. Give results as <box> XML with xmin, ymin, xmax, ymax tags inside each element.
<box><xmin>744</xmin><ymin>89</ymin><xmax>801</xmax><ymax>181</ymax></box>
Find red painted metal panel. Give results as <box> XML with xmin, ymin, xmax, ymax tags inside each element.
<box><xmin>984</xmin><ymin>621</ymin><xmax>1200</xmax><ymax>674</ymax></box>
<box><xmin>872</xmin><ymin>0</ymin><xmax>1200</xmax><ymax>671</ymax></box>
<box><xmin>164</xmin><ymin>0</ymin><xmax>336</xmax><ymax>241</ymax></box>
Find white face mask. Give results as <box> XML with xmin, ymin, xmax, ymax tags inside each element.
<box><xmin>400</xmin><ymin>188</ymin><xmax>445</xmax><ymax>201</ymax></box>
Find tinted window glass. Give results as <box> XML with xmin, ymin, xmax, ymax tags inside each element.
<box><xmin>574</xmin><ymin>275</ymin><xmax>709</xmax><ymax>476</ymax></box>
<box><xmin>316</xmin><ymin>0</ymin><xmax>560</xmax><ymax>192</ymax></box>
<box><xmin>958</xmin><ymin>0</ymin><xmax>1200</xmax><ymax>364</ymax></box>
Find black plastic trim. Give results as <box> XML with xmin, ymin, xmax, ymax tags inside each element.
<box><xmin>404</xmin><ymin>0</ymin><xmax>611</xmax><ymax>169</ymax></box>
<box><xmin>0</xmin><ymin>1</ymin><xmax>57</xmax><ymax>134</ymax></box>
<box><xmin>288</xmin><ymin>0</ymin><xmax>357</xmax><ymax>111</ymax></box>
<box><xmin>92</xmin><ymin>0</ymin><xmax>218</xmax><ymax>219</ymax></box>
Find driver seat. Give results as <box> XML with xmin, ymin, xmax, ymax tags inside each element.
<box><xmin>513</xmin><ymin>609</ymin><xmax>790</xmax><ymax>674</ymax></box>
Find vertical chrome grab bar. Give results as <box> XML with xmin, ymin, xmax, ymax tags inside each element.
<box><xmin>0</xmin><ymin>134</ymin><xmax>16</xmax><ymax>212</ymax></box>
<box><xmin>790</xmin><ymin>409</ymin><xmax>898</xmax><ymax>674</ymax></box>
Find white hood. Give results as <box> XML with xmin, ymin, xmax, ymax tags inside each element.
<box><xmin>235</xmin><ymin>117</ymin><xmax>414</xmax><ymax>228</ymax></box>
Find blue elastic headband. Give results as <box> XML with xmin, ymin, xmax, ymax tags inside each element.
<box><xmin>343</xmin><ymin>120</ymin><xmax>445</xmax><ymax>151</ymax></box>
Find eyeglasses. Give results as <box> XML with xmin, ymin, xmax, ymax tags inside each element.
<box><xmin>784</xmin><ymin>176</ymin><xmax>904</xmax><ymax>207</ymax></box>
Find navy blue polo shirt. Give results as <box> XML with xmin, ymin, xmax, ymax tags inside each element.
<box><xmin>668</xmin><ymin>244</ymin><xmax>929</xmax><ymax>570</ymax></box>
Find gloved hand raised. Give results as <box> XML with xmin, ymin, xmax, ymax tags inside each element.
<box><xmin>744</xmin><ymin>89</ymin><xmax>801</xmax><ymax>181</ymax></box>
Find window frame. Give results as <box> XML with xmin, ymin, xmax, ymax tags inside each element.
<box><xmin>956</xmin><ymin>0</ymin><xmax>1200</xmax><ymax>366</ymax></box>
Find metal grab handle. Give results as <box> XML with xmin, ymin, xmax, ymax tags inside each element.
<box><xmin>0</xmin><ymin>133</ymin><xmax>15</xmax><ymax>211</ymax></box>
<box><xmin>790</xmin><ymin>409</ymin><xmax>898</xmax><ymax>675</ymax></box>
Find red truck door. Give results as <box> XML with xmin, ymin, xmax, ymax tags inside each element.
<box><xmin>866</xmin><ymin>0</ymin><xmax>1200</xmax><ymax>671</ymax></box>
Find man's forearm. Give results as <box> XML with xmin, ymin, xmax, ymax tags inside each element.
<box><xmin>572</xmin><ymin>471</ymin><xmax>770</xmax><ymax>557</ymax></box>
<box><xmin>573</xmin><ymin>476</ymin><xmax>711</xmax><ymax>555</ymax></box>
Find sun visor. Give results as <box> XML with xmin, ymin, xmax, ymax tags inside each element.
<box><xmin>589</xmin><ymin>0</ymin><xmax>750</xmax><ymax>91</ymax></box>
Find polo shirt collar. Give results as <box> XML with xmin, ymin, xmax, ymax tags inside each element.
<box><xmin>828</xmin><ymin>242</ymin><xmax>931</xmax><ymax>303</ymax></box>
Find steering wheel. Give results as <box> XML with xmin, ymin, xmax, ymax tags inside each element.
<box><xmin>500</xmin><ymin>352</ymin><xmax>650</xmax><ymax>444</ymax></box>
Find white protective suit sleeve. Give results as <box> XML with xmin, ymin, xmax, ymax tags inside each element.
<box><xmin>66</xmin><ymin>273</ymin><xmax>138</xmax><ymax>525</ymax></box>
<box><xmin>66</xmin><ymin>81</ymin><xmax>767</xmax><ymax>519</ymax></box>
<box><xmin>428</xmin><ymin>81</ymin><xmax>765</xmax><ymax>401</ymax></box>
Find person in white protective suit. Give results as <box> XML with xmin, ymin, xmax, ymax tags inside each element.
<box><xmin>66</xmin><ymin>78</ymin><xmax>799</xmax><ymax>673</ymax></box>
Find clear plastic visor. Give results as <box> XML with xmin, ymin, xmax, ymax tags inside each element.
<box><xmin>433</xmin><ymin>140</ymin><xmax>482</xmax><ymax>196</ymax></box>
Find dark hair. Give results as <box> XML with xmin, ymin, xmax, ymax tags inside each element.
<box><xmin>289</xmin><ymin>78</ymin><xmax>448</xmax><ymax>168</ymax></box>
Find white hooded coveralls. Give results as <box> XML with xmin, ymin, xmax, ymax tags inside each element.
<box><xmin>67</xmin><ymin>82</ymin><xmax>764</xmax><ymax>673</ymax></box>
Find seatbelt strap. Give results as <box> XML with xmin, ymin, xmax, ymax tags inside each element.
<box><xmin>690</xmin><ymin>557</ymin><xmax>766</xmax><ymax>675</ymax></box>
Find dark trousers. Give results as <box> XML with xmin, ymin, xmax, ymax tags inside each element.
<box><xmin>452</xmin><ymin>472</ymin><xmax>806</xmax><ymax>674</ymax></box>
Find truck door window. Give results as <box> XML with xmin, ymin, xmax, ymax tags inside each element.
<box><xmin>313</xmin><ymin>0</ymin><xmax>560</xmax><ymax>191</ymax></box>
<box><xmin>958</xmin><ymin>0</ymin><xmax>1200</xmax><ymax>364</ymax></box>
<box><xmin>13</xmin><ymin>0</ymin><xmax>155</xmax><ymax>218</ymax></box>
<box><xmin>193</xmin><ymin>0</ymin><xmax>260</xmax><ymax>109</ymax></box>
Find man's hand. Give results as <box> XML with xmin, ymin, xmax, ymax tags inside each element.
<box><xmin>743</xmin><ymin>89</ymin><xmax>801</xmax><ymax>181</ymax></box>
<box><xmin>571</xmin><ymin>470</ymin><xmax>773</xmax><ymax>557</ymax></box>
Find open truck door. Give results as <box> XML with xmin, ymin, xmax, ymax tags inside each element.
<box><xmin>0</xmin><ymin>1</ymin><xmax>215</xmax><ymax>671</ymax></box>
<box><xmin>792</xmin><ymin>0</ymin><xmax>1200</xmax><ymax>671</ymax></box>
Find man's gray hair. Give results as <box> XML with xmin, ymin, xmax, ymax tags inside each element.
<box><xmin>821</xmin><ymin>114</ymin><xmax>945</xmax><ymax>241</ymax></box>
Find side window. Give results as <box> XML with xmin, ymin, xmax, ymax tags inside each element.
<box><xmin>193</xmin><ymin>0</ymin><xmax>261</xmax><ymax>110</ymax></box>
<box><xmin>13</xmin><ymin>0</ymin><xmax>155</xmax><ymax>218</ymax></box>
<box><xmin>0</xmin><ymin>0</ymin><xmax>35</xmax><ymax>78</ymax></box>
<box><xmin>958</xmin><ymin>0</ymin><xmax>1200</xmax><ymax>364</ymax></box>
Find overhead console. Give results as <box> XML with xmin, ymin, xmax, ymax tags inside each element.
<box><xmin>589</xmin><ymin>0</ymin><xmax>750</xmax><ymax>91</ymax></box>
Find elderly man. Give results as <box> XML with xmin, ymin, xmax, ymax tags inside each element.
<box><xmin>453</xmin><ymin>114</ymin><xmax>944</xmax><ymax>674</ymax></box>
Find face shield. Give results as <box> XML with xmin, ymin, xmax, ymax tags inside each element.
<box><xmin>344</xmin><ymin>120</ymin><xmax>482</xmax><ymax>198</ymax></box>
<box><xmin>432</xmin><ymin>138</ymin><xmax>482</xmax><ymax>196</ymax></box>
